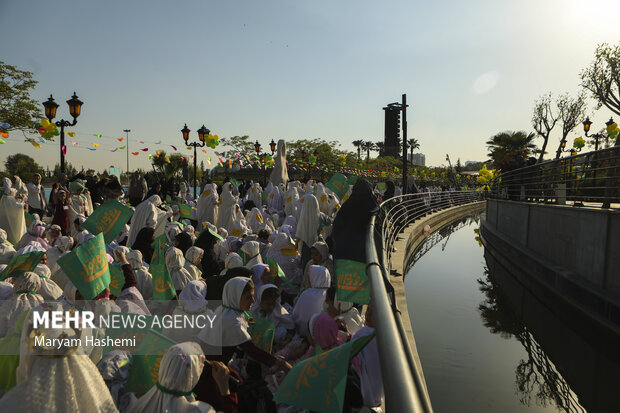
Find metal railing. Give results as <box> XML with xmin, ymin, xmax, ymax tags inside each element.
<box><xmin>488</xmin><ymin>146</ymin><xmax>620</xmax><ymax>208</ymax></box>
<box><xmin>366</xmin><ymin>190</ymin><xmax>484</xmax><ymax>412</ymax></box>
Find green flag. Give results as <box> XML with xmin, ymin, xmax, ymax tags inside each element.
<box><xmin>346</xmin><ymin>175</ymin><xmax>358</xmax><ymax>187</ymax></box>
<box><xmin>24</xmin><ymin>212</ymin><xmax>35</xmax><ymax>228</ymax></box>
<box><xmin>248</xmin><ymin>316</ymin><xmax>275</xmax><ymax>355</ymax></box>
<box><xmin>265</xmin><ymin>257</ymin><xmax>293</xmax><ymax>287</ymax></box>
<box><xmin>108</xmin><ymin>264</ymin><xmax>125</xmax><ymax>297</ymax></box>
<box><xmin>274</xmin><ymin>333</ymin><xmax>375</xmax><ymax>413</ymax></box>
<box><xmin>335</xmin><ymin>259</ymin><xmax>369</xmax><ymax>304</ymax></box>
<box><xmin>151</xmin><ymin>233</ymin><xmax>169</xmax><ymax>250</ymax></box>
<box><xmin>169</xmin><ymin>201</ymin><xmax>193</xmax><ymax>220</ymax></box>
<box><xmin>82</xmin><ymin>199</ymin><xmax>134</xmax><ymax>244</ymax></box>
<box><xmin>151</xmin><ymin>238</ymin><xmax>176</xmax><ymax>300</ymax></box>
<box><xmin>125</xmin><ymin>329</ymin><xmax>176</xmax><ymax>393</ymax></box>
<box><xmin>376</xmin><ymin>182</ymin><xmax>387</xmax><ymax>192</ymax></box>
<box><xmin>326</xmin><ymin>172</ymin><xmax>349</xmax><ymax>199</ymax></box>
<box><xmin>0</xmin><ymin>251</ymin><xmax>45</xmax><ymax>281</ymax></box>
<box><xmin>57</xmin><ymin>232</ymin><xmax>110</xmax><ymax>300</ymax></box>
<box><xmin>165</xmin><ymin>195</ymin><xmax>172</xmax><ymax>203</ymax></box>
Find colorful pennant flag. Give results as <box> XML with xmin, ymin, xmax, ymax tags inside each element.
<box><xmin>119</xmin><ymin>146</ymin><xmax>126</xmax><ymax>150</ymax></box>
<box><xmin>94</xmin><ymin>134</ymin><xmax>102</xmax><ymax>138</ymax></box>
<box><xmin>117</xmin><ymin>137</ymin><xmax>124</xmax><ymax>141</ymax></box>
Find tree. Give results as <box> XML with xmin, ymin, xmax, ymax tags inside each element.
<box><xmin>408</xmin><ymin>138</ymin><xmax>420</xmax><ymax>160</ymax></box>
<box><xmin>151</xmin><ymin>150</ymin><xmax>185</xmax><ymax>179</ymax></box>
<box><xmin>486</xmin><ymin>131</ymin><xmax>538</xmax><ymax>171</ymax></box>
<box><xmin>0</xmin><ymin>62</ymin><xmax>43</xmax><ymax>132</ymax></box>
<box><xmin>361</xmin><ymin>141</ymin><xmax>373</xmax><ymax>161</ymax></box>
<box><xmin>532</xmin><ymin>93</ymin><xmax>558</xmax><ymax>163</ymax></box>
<box><xmin>352</xmin><ymin>140</ymin><xmax>364</xmax><ymax>160</ymax></box>
<box><xmin>219</xmin><ymin>135</ymin><xmax>255</xmax><ymax>157</ymax></box>
<box><xmin>554</xmin><ymin>93</ymin><xmax>587</xmax><ymax>159</ymax></box>
<box><xmin>52</xmin><ymin>162</ymin><xmax>77</xmax><ymax>178</ymax></box>
<box><xmin>581</xmin><ymin>42</ymin><xmax>620</xmax><ymax>117</ymax></box>
<box><xmin>4</xmin><ymin>153</ymin><xmax>44</xmax><ymax>182</ymax></box>
<box><xmin>374</xmin><ymin>141</ymin><xmax>385</xmax><ymax>156</ymax></box>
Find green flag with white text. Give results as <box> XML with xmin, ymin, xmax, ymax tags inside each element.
<box><xmin>57</xmin><ymin>233</ymin><xmax>110</xmax><ymax>300</ymax></box>
<box><xmin>274</xmin><ymin>333</ymin><xmax>375</xmax><ymax>413</ymax></box>
<box><xmin>0</xmin><ymin>251</ymin><xmax>45</xmax><ymax>281</ymax></box>
<box><xmin>82</xmin><ymin>199</ymin><xmax>134</xmax><ymax>244</ymax></box>
<box><xmin>151</xmin><ymin>238</ymin><xmax>176</xmax><ymax>300</ymax></box>
<box><xmin>335</xmin><ymin>259</ymin><xmax>369</xmax><ymax>304</ymax></box>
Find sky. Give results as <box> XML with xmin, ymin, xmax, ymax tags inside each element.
<box><xmin>1</xmin><ymin>0</ymin><xmax>619</xmax><ymax>173</ymax></box>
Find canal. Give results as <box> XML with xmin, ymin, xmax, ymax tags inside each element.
<box><xmin>405</xmin><ymin>213</ymin><xmax>620</xmax><ymax>412</ymax></box>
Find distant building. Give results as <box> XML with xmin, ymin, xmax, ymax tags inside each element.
<box><xmin>408</xmin><ymin>153</ymin><xmax>426</xmax><ymax>166</ymax></box>
<box><xmin>464</xmin><ymin>160</ymin><xmax>477</xmax><ymax>166</ymax></box>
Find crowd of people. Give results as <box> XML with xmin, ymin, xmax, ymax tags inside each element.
<box><xmin>0</xmin><ymin>165</ymin><xmax>396</xmax><ymax>413</ymax></box>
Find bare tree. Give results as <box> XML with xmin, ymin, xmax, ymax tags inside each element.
<box><xmin>532</xmin><ymin>93</ymin><xmax>558</xmax><ymax>162</ymax></box>
<box><xmin>554</xmin><ymin>93</ymin><xmax>587</xmax><ymax>159</ymax></box>
<box><xmin>581</xmin><ymin>42</ymin><xmax>620</xmax><ymax>117</ymax></box>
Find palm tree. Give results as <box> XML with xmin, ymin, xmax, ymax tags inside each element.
<box><xmin>361</xmin><ymin>141</ymin><xmax>373</xmax><ymax>161</ymax></box>
<box><xmin>486</xmin><ymin>131</ymin><xmax>538</xmax><ymax>171</ymax></box>
<box><xmin>374</xmin><ymin>141</ymin><xmax>385</xmax><ymax>157</ymax></box>
<box><xmin>408</xmin><ymin>138</ymin><xmax>420</xmax><ymax>159</ymax></box>
<box><xmin>352</xmin><ymin>140</ymin><xmax>364</xmax><ymax>161</ymax></box>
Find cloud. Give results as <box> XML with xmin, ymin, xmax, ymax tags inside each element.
<box><xmin>472</xmin><ymin>71</ymin><xmax>500</xmax><ymax>95</ymax></box>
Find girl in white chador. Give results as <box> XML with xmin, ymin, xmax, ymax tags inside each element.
<box><xmin>0</xmin><ymin>178</ymin><xmax>27</xmax><ymax>245</ymax></box>
<box><xmin>292</xmin><ymin>265</ymin><xmax>330</xmax><ymax>337</ymax></box>
<box><xmin>240</xmin><ymin>241</ymin><xmax>263</xmax><ymax>268</ymax></box>
<box><xmin>247</xmin><ymin>182</ymin><xmax>262</xmax><ymax>207</ymax></box>
<box><xmin>0</xmin><ymin>303</ymin><xmax>118</xmax><ymax>413</ymax></box>
<box><xmin>127</xmin><ymin>249</ymin><xmax>153</xmax><ymax>300</ymax></box>
<box><xmin>126</xmin><ymin>195</ymin><xmax>163</xmax><ymax>247</ymax></box>
<box><xmin>0</xmin><ymin>228</ymin><xmax>16</xmax><ymax>265</ymax></box>
<box><xmin>166</xmin><ymin>247</ymin><xmax>196</xmax><ymax>293</ymax></box>
<box><xmin>196</xmin><ymin>183</ymin><xmax>219</xmax><ymax>229</ymax></box>
<box><xmin>128</xmin><ymin>342</ymin><xmax>219</xmax><ymax>413</ymax></box>
<box><xmin>32</xmin><ymin>264</ymin><xmax>63</xmax><ymax>301</ymax></box>
<box><xmin>184</xmin><ymin>246</ymin><xmax>203</xmax><ymax>281</ymax></box>
<box><xmin>0</xmin><ymin>272</ymin><xmax>45</xmax><ymax>338</ymax></box>
<box><xmin>216</xmin><ymin>183</ymin><xmax>237</xmax><ymax>232</ymax></box>
<box><xmin>45</xmin><ymin>236</ymin><xmax>74</xmax><ymax>289</ymax></box>
<box><xmin>164</xmin><ymin>281</ymin><xmax>214</xmax><ymax>344</ymax></box>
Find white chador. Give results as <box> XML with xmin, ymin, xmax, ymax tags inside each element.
<box><xmin>127</xmin><ymin>195</ymin><xmax>164</xmax><ymax>247</ymax></box>
<box><xmin>216</xmin><ymin>183</ymin><xmax>238</xmax><ymax>232</ymax></box>
<box><xmin>0</xmin><ymin>179</ymin><xmax>27</xmax><ymax>245</ymax></box>
<box><xmin>196</xmin><ymin>183</ymin><xmax>219</xmax><ymax>229</ymax></box>
<box><xmin>269</xmin><ymin>139</ymin><xmax>289</xmax><ymax>187</ymax></box>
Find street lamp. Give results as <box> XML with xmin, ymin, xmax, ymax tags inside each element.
<box><xmin>254</xmin><ymin>140</ymin><xmax>275</xmax><ymax>186</ymax></box>
<box><xmin>181</xmin><ymin>123</ymin><xmax>208</xmax><ymax>199</ymax></box>
<box><xmin>270</xmin><ymin>139</ymin><xmax>277</xmax><ymax>154</ymax></box>
<box><xmin>43</xmin><ymin>92</ymin><xmax>84</xmax><ymax>173</ymax></box>
<box><xmin>582</xmin><ymin>117</ymin><xmax>616</xmax><ymax>151</ymax></box>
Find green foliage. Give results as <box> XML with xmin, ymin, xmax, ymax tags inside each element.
<box><xmin>486</xmin><ymin>131</ymin><xmax>538</xmax><ymax>172</ymax></box>
<box><xmin>4</xmin><ymin>153</ymin><xmax>44</xmax><ymax>182</ymax></box>
<box><xmin>52</xmin><ymin>162</ymin><xmax>77</xmax><ymax>178</ymax></box>
<box><xmin>0</xmin><ymin>62</ymin><xmax>43</xmax><ymax>130</ymax></box>
<box><xmin>151</xmin><ymin>150</ymin><xmax>185</xmax><ymax>179</ymax></box>
<box><xmin>219</xmin><ymin>135</ymin><xmax>255</xmax><ymax>157</ymax></box>
<box><xmin>581</xmin><ymin>42</ymin><xmax>620</xmax><ymax>117</ymax></box>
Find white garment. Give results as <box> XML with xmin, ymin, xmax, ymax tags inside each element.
<box><xmin>196</xmin><ymin>184</ymin><xmax>219</xmax><ymax>229</ymax></box>
<box><xmin>216</xmin><ymin>183</ymin><xmax>237</xmax><ymax>232</ymax></box>
<box><xmin>251</xmin><ymin>284</ymin><xmax>294</xmax><ymax>343</ymax></box>
<box><xmin>265</xmin><ymin>232</ymin><xmax>302</xmax><ymax>291</ymax></box>
<box><xmin>353</xmin><ymin>326</ymin><xmax>383</xmax><ymax>408</ymax></box>
<box><xmin>295</xmin><ymin>194</ymin><xmax>321</xmax><ymax>247</ymax></box>
<box><xmin>166</xmin><ymin>247</ymin><xmax>195</xmax><ymax>291</ymax></box>
<box><xmin>184</xmin><ymin>246</ymin><xmax>203</xmax><ymax>281</ymax></box>
<box><xmin>127</xmin><ymin>249</ymin><xmax>153</xmax><ymax>300</ymax></box>
<box><xmin>283</xmin><ymin>187</ymin><xmax>299</xmax><ymax>221</ymax></box>
<box><xmin>220</xmin><ymin>253</ymin><xmax>243</xmax><ymax>275</ymax></box>
<box><xmin>116</xmin><ymin>286</ymin><xmax>151</xmax><ymax>315</ymax></box>
<box><xmin>127</xmin><ymin>195</ymin><xmax>161</xmax><ymax>247</ymax></box>
<box><xmin>0</xmin><ymin>188</ymin><xmax>26</xmax><ymax>245</ymax></box>
<box><xmin>0</xmin><ymin>228</ymin><xmax>16</xmax><ymax>265</ymax></box>
<box><xmin>164</xmin><ymin>281</ymin><xmax>213</xmax><ymax>344</ymax></box>
<box><xmin>247</xmin><ymin>182</ymin><xmax>262</xmax><ymax>207</ymax></box>
<box><xmin>0</xmin><ymin>272</ymin><xmax>44</xmax><ymax>338</ymax></box>
<box><xmin>292</xmin><ymin>265</ymin><xmax>330</xmax><ymax>337</ymax></box>
<box><xmin>127</xmin><ymin>342</ymin><xmax>215</xmax><ymax>413</ymax></box>
<box><xmin>269</xmin><ymin>139</ymin><xmax>289</xmax><ymax>187</ymax></box>
<box><xmin>33</xmin><ymin>264</ymin><xmax>64</xmax><ymax>301</ymax></box>
<box><xmin>26</xmin><ymin>182</ymin><xmax>46</xmax><ymax>210</ymax></box>
<box><xmin>334</xmin><ymin>297</ymin><xmax>364</xmax><ymax>336</ymax></box>
<box><xmin>198</xmin><ymin>277</ymin><xmax>252</xmax><ymax>347</ymax></box>
<box><xmin>240</xmin><ymin>241</ymin><xmax>263</xmax><ymax>268</ymax></box>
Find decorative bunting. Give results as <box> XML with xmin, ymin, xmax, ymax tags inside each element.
<box><xmin>119</xmin><ymin>146</ymin><xmax>126</xmax><ymax>150</ymax></box>
<box><xmin>31</xmin><ymin>141</ymin><xmax>41</xmax><ymax>148</ymax></box>
<box><xmin>92</xmin><ymin>143</ymin><xmax>99</xmax><ymax>147</ymax></box>
<box><xmin>171</xmin><ymin>145</ymin><xmax>177</xmax><ymax>150</ymax></box>
<box><xmin>66</xmin><ymin>132</ymin><xmax>75</xmax><ymax>137</ymax></box>
<box><xmin>132</xmin><ymin>152</ymin><xmax>139</xmax><ymax>155</ymax></box>
<box><xmin>94</xmin><ymin>134</ymin><xmax>102</xmax><ymax>138</ymax></box>
<box><xmin>87</xmin><ymin>147</ymin><xmax>97</xmax><ymax>151</ymax></box>
<box><xmin>141</xmin><ymin>148</ymin><xmax>148</xmax><ymax>151</ymax></box>
<box><xmin>111</xmin><ymin>148</ymin><xmax>118</xmax><ymax>152</ymax></box>
<box><xmin>62</xmin><ymin>145</ymin><xmax>66</xmax><ymax>155</ymax></box>
<box><xmin>117</xmin><ymin>137</ymin><xmax>124</xmax><ymax>141</ymax></box>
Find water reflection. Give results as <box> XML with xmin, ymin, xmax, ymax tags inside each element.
<box><xmin>477</xmin><ymin>268</ymin><xmax>586</xmax><ymax>412</ymax></box>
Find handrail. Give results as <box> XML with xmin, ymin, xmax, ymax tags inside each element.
<box><xmin>367</xmin><ymin>190</ymin><xmax>485</xmax><ymax>412</ymax></box>
<box><xmin>488</xmin><ymin>146</ymin><xmax>620</xmax><ymax>208</ymax></box>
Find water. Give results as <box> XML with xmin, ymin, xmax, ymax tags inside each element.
<box><xmin>405</xmin><ymin>213</ymin><xmax>620</xmax><ymax>413</ymax></box>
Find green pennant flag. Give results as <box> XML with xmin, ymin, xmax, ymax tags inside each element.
<box><xmin>57</xmin><ymin>232</ymin><xmax>110</xmax><ymax>300</ymax></box>
<box><xmin>248</xmin><ymin>316</ymin><xmax>275</xmax><ymax>355</ymax></box>
<box><xmin>261</xmin><ymin>191</ymin><xmax>268</xmax><ymax>206</ymax></box>
<box><xmin>24</xmin><ymin>212</ymin><xmax>35</xmax><ymax>228</ymax></box>
<box><xmin>264</xmin><ymin>257</ymin><xmax>293</xmax><ymax>287</ymax></box>
<box><xmin>104</xmin><ymin>313</ymin><xmax>163</xmax><ymax>355</ymax></box>
<box><xmin>165</xmin><ymin>195</ymin><xmax>172</xmax><ymax>203</ymax></box>
<box><xmin>326</xmin><ymin>172</ymin><xmax>349</xmax><ymax>199</ymax></box>
<box><xmin>376</xmin><ymin>182</ymin><xmax>387</xmax><ymax>192</ymax></box>
<box><xmin>0</xmin><ymin>251</ymin><xmax>45</xmax><ymax>281</ymax></box>
<box><xmin>108</xmin><ymin>264</ymin><xmax>125</xmax><ymax>297</ymax></box>
<box><xmin>335</xmin><ymin>259</ymin><xmax>370</xmax><ymax>304</ymax></box>
<box><xmin>346</xmin><ymin>175</ymin><xmax>358</xmax><ymax>187</ymax></box>
<box><xmin>168</xmin><ymin>201</ymin><xmax>193</xmax><ymax>220</ymax></box>
<box><xmin>125</xmin><ymin>329</ymin><xmax>176</xmax><ymax>393</ymax></box>
<box><xmin>82</xmin><ymin>199</ymin><xmax>134</xmax><ymax>244</ymax></box>
<box><xmin>151</xmin><ymin>238</ymin><xmax>176</xmax><ymax>300</ymax></box>
<box><xmin>274</xmin><ymin>333</ymin><xmax>375</xmax><ymax>413</ymax></box>
<box><xmin>207</xmin><ymin>227</ymin><xmax>224</xmax><ymax>241</ymax></box>
<box><xmin>151</xmin><ymin>233</ymin><xmax>169</xmax><ymax>250</ymax></box>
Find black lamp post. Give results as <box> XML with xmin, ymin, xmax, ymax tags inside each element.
<box><xmin>254</xmin><ymin>140</ymin><xmax>277</xmax><ymax>186</ymax></box>
<box><xmin>182</xmin><ymin>124</ymin><xmax>208</xmax><ymax>199</ymax></box>
<box><xmin>43</xmin><ymin>92</ymin><xmax>83</xmax><ymax>174</ymax></box>
<box><xmin>583</xmin><ymin>117</ymin><xmax>616</xmax><ymax>150</ymax></box>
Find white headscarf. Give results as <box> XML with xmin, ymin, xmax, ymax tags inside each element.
<box><xmin>283</xmin><ymin>186</ymin><xmax>299</xmax><ymax>220</ymax></box>
<box><xmin>281</xmin><ymin>216</ymin><xmax>297</xmax><ymax>238</ymax></box>
<box><xmin>216</xmin><ymin>183</ymin><xmax>237</xmax><ymax>232</ymax></box>
<box><xmin>292</xmin><ymin>265</ymin><xmax>330</xmax><ymax>337</ymax></box>
<box><xmin>0</xmin><ymin>188</ymin><xmax>27</xmax><ymax>245</ymax></box>
<box><xmin>127</xmin><ymin>249</ymin><xmax>153</xmax><ymax>300</ymax></box>
<box><xmin>333</xmin><ymin>295</ymin><xmax>364</xmax><ymax>336</ymax></box>
<box><xmin>295</xmin><ymin>194</ymin><xmax>321</xmax><ymax>247</ymax></box>
<box><xmin>247</xmin><ymin>182</ymin><xmax>262</xmax><ymax>207</ymax></box>
<box><xmin>245</xmin><ymin>208</ymin><xmax>264</xmax><ymax>234</ymax></box>
<box><xmin>198</xmin><ymin>277</ymin><xmax>252</xmax><ymax>347</ymax></box>
<box><xmin>240</xmin><ymin>241</ymin><xmax>263</xmax><ymax>268</ymax></box>
<box><xmin>33</xmin><ymin>264</ymin><xmax>64</xmax><ymax>301</ymax></box>
<box><xmin>0</xmin><ymin>228</ymin><xmax>17</xmax><ymax>265</ymax></box>
<box><xmin>126</xmin><ymin>195</ymin><xmax>161</xmax><ymax>247</ymax></box>
<box><xmin>353</xmin><ymin>326</ymin><xmax>383</xmax><ymax>407</ymax></box>
<box><xmin>184</xmin><ymin>246</ymin><xmax>203</xmax><ymax>281</ymax></box>
<box><xmin>265</xmin><ymin>232</ymin><xmax>303</xmax><ymax>288</ymax></box>
<box><xmin>127</xmin><ymin>342</ymin><xmax>215</xmax><ymax>413</ymax></box>
<box><xmin>268</xmin><ymin>139</ymin><xmax>289</xmax><ymax>187</ymax></box>
<box><xmin>0</xmin><ymin>272</ymin><xmax>44</xmax><ymax>338</ymax></box>
<box><xmin>0</xmin><ymin>281</ymin><xmax>13</xmax><ymax>300</ymax></box>
<box><xmin>166</xmin><ymin>247</ymin><xmax>195</xmax><ymax>292</ymax></box>
<box><xmin>251</xmin><ymin>284</ymin><xmax>295</xmax><ymax>332</ymax></box>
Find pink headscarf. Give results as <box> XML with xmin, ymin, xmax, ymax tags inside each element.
<box><xmin>312</xmin><ymin>314</ymin><xmax>340</xmax><ymax>350</ymax></box>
